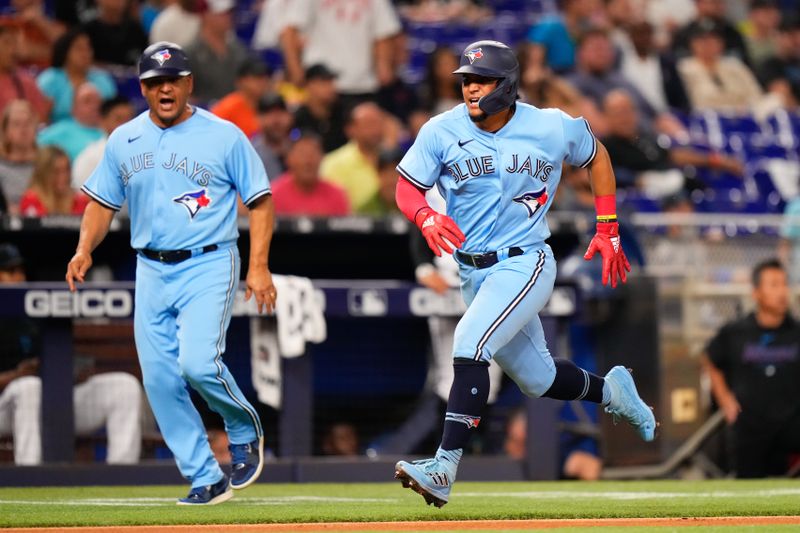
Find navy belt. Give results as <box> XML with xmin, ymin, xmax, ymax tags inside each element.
<box><xmin>455</xmin><ymin>247</ymin><xmax>524</xmax><ymax>269</ymax></box>
<box><xmin>140</xmin><ymin>244</ymin><xmax>218</xmax><ymax>264</ymax></box>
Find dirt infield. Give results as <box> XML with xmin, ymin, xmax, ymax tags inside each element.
<box><xmin>7</xmin><ymin>516</ymin><xmax>800</xmax><ymax>532</ymax></box>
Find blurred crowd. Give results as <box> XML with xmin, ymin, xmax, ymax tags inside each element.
<box><xmin>1</xmin><ymin>0</ymin><xmax>800</xmax><ymax>220</ymax></box>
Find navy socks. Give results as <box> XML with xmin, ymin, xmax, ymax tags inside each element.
<box><xmin>440</xmin><ymin>359</ymin><xmax>490</xmax><ymax>451</ymax></box>
<box><xmin>542</xmin><ymin>358</ymin><xmax>606</xmax><ymax>404</ymax></box>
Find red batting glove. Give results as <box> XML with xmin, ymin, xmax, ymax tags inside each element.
<box><xmin>415</xmin><ymin>208</ymin><xmax>466</xmax><ymax>256</ymax></box>
<box><xmin>583</xmin><ymin>221</ymin><xmax>631</xmax><ymax>288</ymax></box>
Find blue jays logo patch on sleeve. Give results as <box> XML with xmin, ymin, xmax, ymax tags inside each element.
<box><xmin>513</xmin><ymin>187</ymin><xmax>548</xmax><ymax>218</ymax></box>
<box><xmin>173</xmin><ymin>188</ymin><xmax>212</xmax><ymax>219</ymax></box>
<box><xmin>151</xmin><ymin>49</ymin><xmax>172</xmax><ymax>66</ymax></box>
<box><xmin>465</xmin><ymin>48</ymin><xmax>483</xmax><ymax>64</ymax></box>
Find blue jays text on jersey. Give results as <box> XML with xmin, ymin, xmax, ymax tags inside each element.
<box><xmin>82</xmin><ymin>107</ymin><xmax>270</xmax><ymax>251</ymax></box>
<box><xmin>397</xmin><ymin>102</ymin><xmax>595</xmax><ymax>254</ymax></box>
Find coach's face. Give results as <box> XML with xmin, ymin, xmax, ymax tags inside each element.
<box><xmin>461</xmin><ymin>74</ymin><xmax>499</xmax><ymax>122</ymax></box>
<box><xmin>754</xmin><ymin>267</ymin><xmax>789</xmax><ymax>318</ymax></box>
<box><xmin>140</xmin><ymin>74</ymin><xmax>194</xmax><ymax>128</ymax></box>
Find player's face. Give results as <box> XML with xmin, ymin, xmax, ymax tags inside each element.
<box><xmin>754</xmin><ymin>267</ymin><xmax>789</xmax><ymax>317</ymax></box>
<box><xmin>140</xmin><ymin>75</ymin><xmax>194</xmax><ymax>128</ymax></box>
<box><xmin>461</xmin><ymin>74</ymin><xmax>499</xmax><ymax>122</ymax></box>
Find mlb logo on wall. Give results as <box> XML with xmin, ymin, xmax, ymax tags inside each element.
<box><xmin>465</xmin><ymin>48</ymin><xmax>483</xmax><ymax>64</ymax></box>
<box><xmin>174</xmin><ymin>189</ymin><xmax>212</xmax><ymax>219</ymax></box>
<box><xmin>151</xmin><ymin>49</ymin><xmax>171</xmax><ymax>66</ymax></box>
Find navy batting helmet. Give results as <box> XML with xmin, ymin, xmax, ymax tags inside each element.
<box><xmin>453</xmin><ymin>40</ymin><xmax>519</xmax><ymax>115</ymax></box>
<box><xmin>138</xmin><ymin>41</ymin><xmax>192</xmax><ymax>80</ymax></box>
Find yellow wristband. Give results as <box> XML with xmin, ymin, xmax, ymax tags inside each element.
<box><xmin>596</xmin><ymin>215</ymin><xmax>618</xmax><ymax>223</ymax></box>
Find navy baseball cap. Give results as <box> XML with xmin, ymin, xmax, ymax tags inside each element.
<box><xmin>139</xmin><ymin>42</ymin><xmax>192</xmax><ymax>80</ymax></box>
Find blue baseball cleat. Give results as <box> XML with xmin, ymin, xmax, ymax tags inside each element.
<box><xmin>604</xmin><ymin>366</ymin><xmax>657</xmax><ymax>442</ymax></box>
<box><xmin>394</xmin><ymin>449</ymin><xmax>461</xmax><ymax>508</ymax></box>
<box><xmin>229</xmin><ymin>436</ymin><xmax>264</xmax><ymax>489</ymax></box>
<box><xmin>177</xmin><ymin>475</ymin><xmax>232</xmax><ymax>505</ymax></box>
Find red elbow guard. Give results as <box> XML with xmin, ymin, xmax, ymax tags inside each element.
<box><xmin>395</xmin><ymin>177</ymin><xmax>432</xmax><ymax>227</ymax></box>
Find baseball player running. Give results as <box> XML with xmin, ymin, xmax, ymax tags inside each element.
<box><xmin>393</xmin><ymin>40</ymin><xmax>657</xmax><ymax>508</ymax></box>
<box><xmin>66</xmin><ymin>42</ymin><xmax>274</xmax><ymax>505</ymax></box>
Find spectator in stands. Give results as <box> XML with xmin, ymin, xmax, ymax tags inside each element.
<box><xmin>517</xmin><ymin>44</ymin><xmax>585</xmax><ymax>120</ymax></box>
<box><xmin>0</xmin><ymin>24</ymin><xmax>51</xmax><ymax>123</ymax></box>
<box><xmin>758</xmin><ymin>17</ymin><xmax>800</xmax><ymax>109</ymax></box>
<box><xmin>739</xmin><ymin>0</ymin><xmax>781</xmax><ymax>71</ymax></box>
<box><xmin>359</xmin><ymin>148</ymin><xmax>402</xmax><ymax>216</ymax></box>
<box><xmin>702</xmin><ymin>259</ymin><xmax>800</xmax><ymax>478</ymax></box>
<box><xmin>620</xmin><ymin>21</ymin><xmax>691</xmax><ymax>114</ymax></box>
<box><xmin>779</xmin><ymin>194</ymin><xmax>800</xmax><ymax>285</ymax></box>
<box><xmin>378</xmin><ymin>33</ymin><xmax>420</xmax><ymax>119</ymax></box>
<box><xmin>211</xmin><ymin>60</ymin><xmax>272</xmax><ymax>138</ymax></box>
<box><xmin>80</xmin><ymin>0</ymin><xmax>149</xmax><ymax>66</ymax></box>
<box><xmin>677</xmin><ymin>18</ymin><xmax>772</xmax><ymax>113</ymax></box>
<box><xmin>293</xmin><ymin>64</ymin><xmax>348</xmax><ymax>153</ymax></box>
<box><xmin>19</xmin><ymin>145</ymin><xmax>89</xmax><ymax>216</ymax></box>
<box><xmin>149</xmin><ymin>0</ymin><xmax>201</xmax><ymax>48</ymax></box>
<box><xmin>525</xmin><ymin>0</ymin><xmax>597</xmax><ymax>74</ymax></box>
<box><xmin>0</xmin><ymin>243</ymin><xmax>144</xmax><ymax>465</ymax></box>
<box><xmin>396</xmin><ymin>0</ymin><xmax>492</xmax><ymax>24</ymax></box>
<box><xmin>672</xmin><ymin>0</ymin><xmax>750</xmax><ymax>63</ymax></box>
<box><xmin>0</xmin><ymin>100</ymin><xmax>37</xmax><ymax>215</ymax></box>
<box><xmin>0</xmin><ymin>0</ymin><xmax>66</xmax><ymax>69</ymax></box>
<box><xmin>646</xmin><ymin>193</ymin><xmax>710</xmax><ymax>276</ymax></box>
<box><xmin>37</xmin><ymin>82</ymin><xmax>104</xmax><ymax>162</ymax></box>
<box><xmin>601</xmin><ymin>89</ymin><xmax>742</xmax><ymax>197</ymax></box>
<box><xmin>417</xmin><ymin>46</ymin><xmax>463</xmax><ymax>116</ymax></box>
<box><xmin>280</xmin><ymin>0</ymin><xmax>401</xmax><ymax>107</ymax></box>
<box><xmin>72</xmin><ymin>96</ymin><xmax>135</xmax><ymax>189</ymax></box>
<box><xmin>36</xmin><ymin>28</ymin><xmax>117</xmax><ymax>123</ymax></box>
<box><xmin>251</xmin><ymin>93</ymin><xmax>293</xmax><ymax>182</ymax></box>
<box><xmin>320</xmin><ymin>102</ymin><xmax>385</xmax><ymax>213</ymax></box>
<box><xmin>321</xmin><ymin>422</ymin><xmax>359</xmax><ymax>456</ymax></box>
<box><xmin>271</xmin><ymin>133</ymin><xmax>350</xmax><ymax>217</ymax></box>
<box><xmin>567</xmin><ymin>28</ymin><xmax>685</xmax><ymax>138</ymax></box>
<box><xmin>643</xmin><ymin>0</ymin><xmax>697</xmax><ymax>50</ymax></box>
<box><xmin>185</xmin><ymin>0</ymin><xmax>255</xmax><ymax>103</ymax></box>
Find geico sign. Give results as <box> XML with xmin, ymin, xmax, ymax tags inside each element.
<box><xmin>24</xmin><ymin>290</ymin><xmax>133</xmax><ymax>318</ymax></box>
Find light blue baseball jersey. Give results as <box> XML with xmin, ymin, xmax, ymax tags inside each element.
<box><xmin>82</xmin><ymin>107</ymin><xmax>270</xmax><ymax>250</ymax></box>
<box><xmin>398</xmin><ymin>103</ymin><xmax>595</xmax><ymax>253</ymax></box>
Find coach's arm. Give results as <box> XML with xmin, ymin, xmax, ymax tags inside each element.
<box><xmin>245</xmin><ymin>194</ymin><xmax>277</xmax><ymax>315</ymax></box>
<box><xmin>702</xmin><ymin>354</ymin><xmax>741</xmax><ymax>425</ymax></box>
<box><xmin>66</xmin><ymin>200</ymin><xmax>116</xmax><ymax>292</ymax></box>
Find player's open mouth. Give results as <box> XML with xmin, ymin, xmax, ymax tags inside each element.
<box><xmin>468</xmin><ymin>98</ymin><xmax>479</xmax><ymax>109</ymax></box>
<box><xmin>159</xmin><ymin>97</ymin><xmax>176</xmax><ymax>110</ymax></box>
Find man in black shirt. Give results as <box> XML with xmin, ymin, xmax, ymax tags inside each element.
<box><xmin>601</xmin><ymin>89</ymin><xmax>742</xmax><ymax>194</ymax></box>
<box><xmin>703</xmin><ymin>259</ymin><xmax>800</xmax><ymax>477</ymax></box>
<box><xmin>293</xmin><ymin>65</ymin><xmax>348</xmax><ymax>153</ymax></box>
<box><xmin>80</xmin><ymin>0</ymin><xmax>148</xmax><ymax>66</ymax></box>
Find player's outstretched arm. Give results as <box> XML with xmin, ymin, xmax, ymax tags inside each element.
<box><xmin>66</xmin><ymin>200</ymin><xmax>115</xmax><ymax>292</ymax></box>
<box><xmin>395</xmin><ymin>177</ymin><xmax>465</xmax><ymax>256</ymax></box>
<box><xmin>583</xmin><ymin>141</ymin><xmax>631</xmax><ymax>288</ymax></box>
<box><xmin>245</xmin><ymin>194</ymin><xmax>277</xmax><ymax>314</ymax></box>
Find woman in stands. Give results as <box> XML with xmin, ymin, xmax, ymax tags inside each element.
<box><xmin>19</xmin><ymin>145</ymin><xmax>88</xmax><ymax>216</ymax></box>
<box><xmin>417</xmin><ymin>46</ymin><xmax>464</xmax><ymax>115</ymax></box>
<box><xmin>0</xmin><ymin>100</ymin><xmax>38</xmax><ymax>215</ymax></box>
<box><xmin>35</xmin><ymin>28</ymin><xmax>117</xmax><ymax>123</ymax></box>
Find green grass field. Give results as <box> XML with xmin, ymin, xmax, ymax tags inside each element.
<box><xmin>1</xmin><ymin>479</ymin><xmax>800</xmax><ymax>530</ymax></box>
